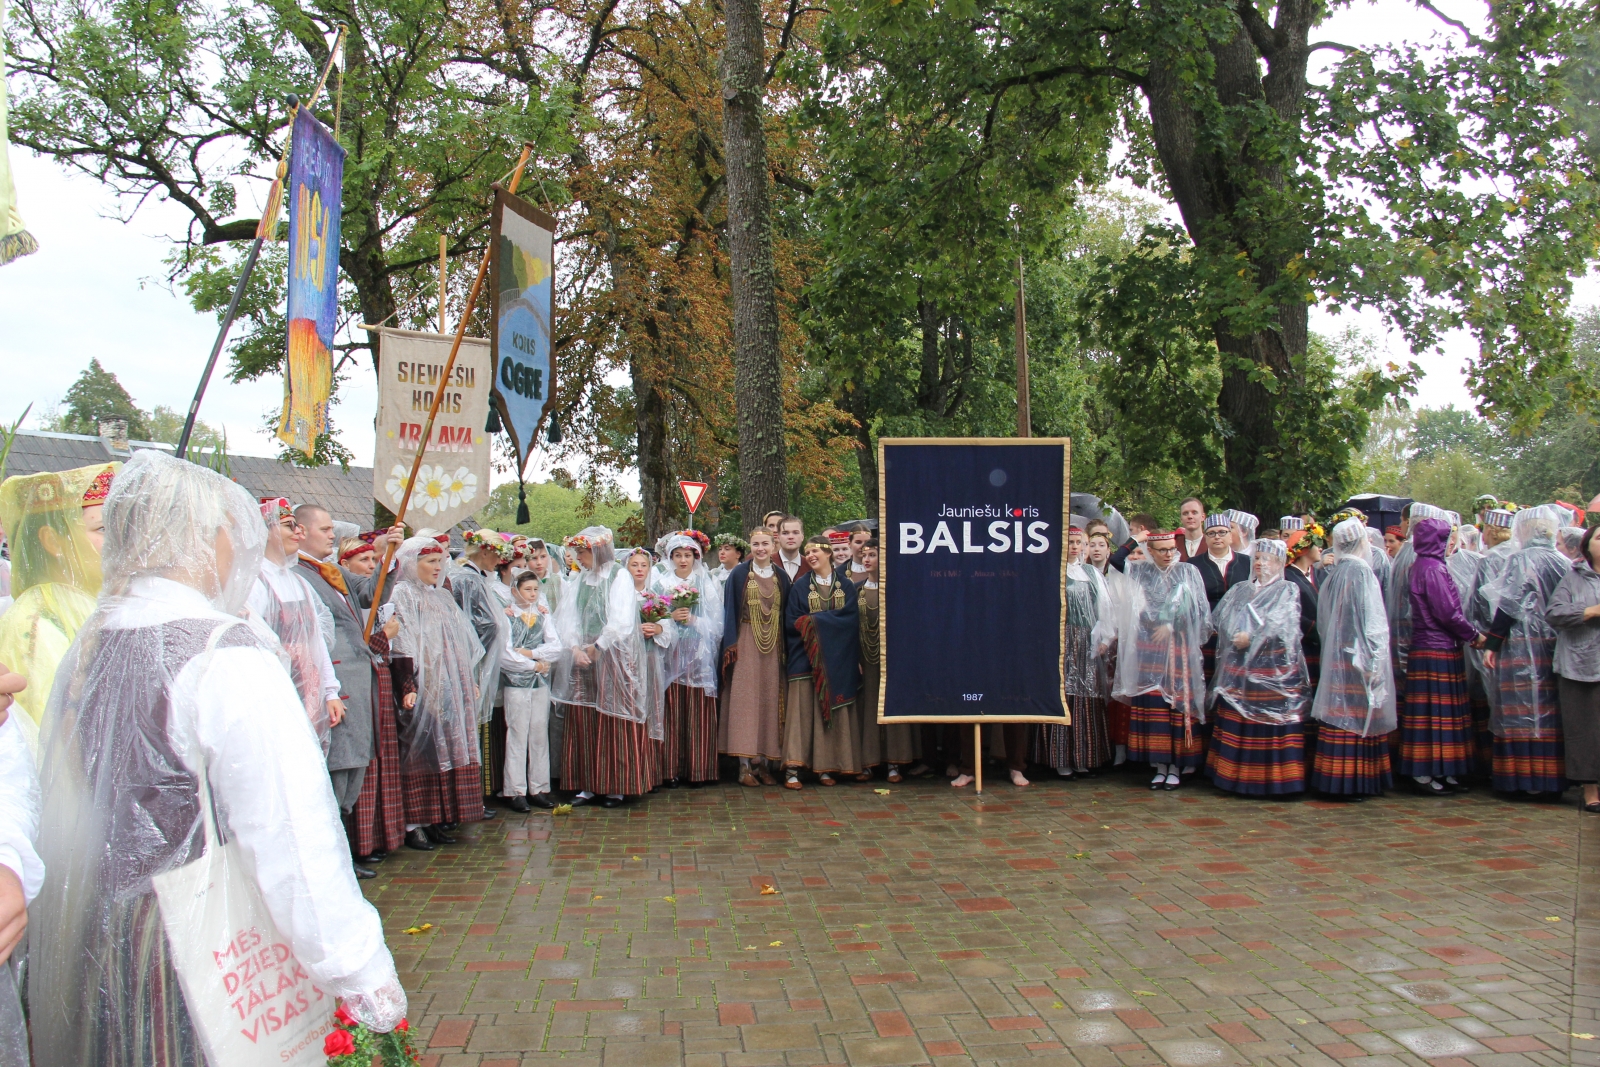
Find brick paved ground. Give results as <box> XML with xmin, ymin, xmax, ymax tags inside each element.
<box><xmin>368</xmin><ymin>771</ymin><xmax>1600</xmax><ymax>1067</ymax></box>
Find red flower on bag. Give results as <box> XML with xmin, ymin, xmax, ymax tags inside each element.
<box><xmin>396</xmin><ymin>1019</ymin><xmax>410</xmax><ymax>1032</ymax></box>
<box><xmin>334</xmin><ymin>1004</ymin><xmax>357</xmax><ymax>1028</ymax></box>
<box><xmin>325</xmin><ymin>1028</ymin><xmax>357</xmax><ymax>1057</ymax></box>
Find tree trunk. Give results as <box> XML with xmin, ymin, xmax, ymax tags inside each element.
<box><xmin>721</xmin><ymin>0</ymin><xmax>788</xmax><ymax>526</ymax></box>
<box><xmin>633</xmin><ymin>360</ymin><xmax>674</xmax><ymax>542</ymax></box>
<box><xmin>1141</xmin><ymin>6</ymin><xmax>1316</xmax><ymax>516</ymax></box>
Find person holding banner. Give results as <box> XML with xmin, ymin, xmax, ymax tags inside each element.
<box><xmin>720</xmin><ymin>528</ymin><xmax>789</xmax><ymax>786</ymax></box>
<box><xmin>1206</xmin><ymin>539</ymin><xmax>1312</xmax><ymax>796</ymax></box>
<box><xmin>388</xmin><ymin>536</ymin><xmax>487</xmax><ymax>850</ymax></box>
<box><xmin>1038</xmin><ymin>526</ymin><xmax>1113</xmax><ymax>779</ymax></box>
<box><xmin>782</xmin><ymin>536</ymin><xmax>862</xmax><ymax>788</ymax></box>
<box><xmin>1309</xmin><ymin>518</ymin><xmax>1397</xmax><ymax>798</ymax></box>
<box><xmin>651</xmin><ymin>534</ymin><xmax>725</xmax><ymax>788</ymax></box>
<box><xmin>1108</xmin><ymin>530</ymin><xmax>1212</xmax><ymax>790</ymax></box>
<box><xmin>29</xmin><ymin>450</ymin><xmax>406</xmax><ymax>1064</ymax></box>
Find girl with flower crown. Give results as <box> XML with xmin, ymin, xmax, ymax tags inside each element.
<box><xmin>650</xmin><ymin>534</ymin><xmax>725</xmax><ymax>786</ymax></box>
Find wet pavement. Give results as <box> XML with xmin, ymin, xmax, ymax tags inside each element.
<box><xmin>366</xmin><ymin>769</ymin><xmax>1599</xmax><ymax>1067</ymax></box>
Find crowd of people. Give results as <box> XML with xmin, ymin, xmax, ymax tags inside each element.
<box><xmin>0</xmin><ymin>448</ymin><xmax>1596</xmax><ymax>1057</ymax></box>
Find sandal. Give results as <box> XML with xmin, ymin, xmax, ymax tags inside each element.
<box><xmin>756</xmin><ymin>767</ymin><xmax>777</xmax><ymax>786</ymax></box>
<box><xmin>854</xmin><ymin>772</ymin><xmax>873</xmax><ymax>782</ymax></box>
<box><xmin>784</xmin><ymin>774</ymin><xmax>803</xmax><ymax>790</ymax></box>
<box><xmin>887</xmin><ymin>768</ymin><xmax>903</xmax><ymax>783</ymax></box>
<box><xmin>819</xmin><ymin>774</ymin><xmax>837</xmax><ymax>787</ymax></box>
<box><xmin>739</xmin><ymin>772</ymin><xmax>760</xmax><ymax>788</ymax></box>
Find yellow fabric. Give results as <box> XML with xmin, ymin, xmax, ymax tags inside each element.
<box><xmin>0</xmin><ymin>0</ymin><xmax>39</xmax><ymax>263</ymax></box>
<box><xmin>0</xmin><ymin>583</ymin><xmax>97</xmax><ymax>750</ymax></box>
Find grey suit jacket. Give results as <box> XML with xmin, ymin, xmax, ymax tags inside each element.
<box><xmin>297</xmin><ymin>557</ymin><xmax>378</xmax><ymax>773</ymax></box>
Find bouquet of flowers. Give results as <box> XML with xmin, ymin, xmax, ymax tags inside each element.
<box><xmin>640</xmin><ymin>591</ymin><xmax>673</xmax><ymax>624</ymax></box>
<box><xmin>668</xmin><ymin>583</ymin><xmax>700</xmax><ymax>612</ymax></box>
<box><xmin>324</xmin><ymin>1005</ymin><xmax>420</xmax><ymax>1066</ymax></box>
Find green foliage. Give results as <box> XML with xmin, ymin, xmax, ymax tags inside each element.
<box><xmin>146</xmin><ymin>405</ymin><xmax>226</xmax><ymax>453</ymax></box>
<box><xmin>474</xmin><ymin>479</ymin><xmax>641</xmax><ymax>544</ymax></box>
<box><xmin>52</xmin><ymin>359</ymin><xmax>151</xmax><ymax>439</ymax></box>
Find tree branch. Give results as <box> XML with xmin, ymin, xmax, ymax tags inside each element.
<box><xmin>1412</xmin><ymin>0</ymin><xmax>1485</xmax><ymax>47</ymax></box>
<box><xmin>1308</xmin><ymin>40</ymin><xmax>1358</xmax><ymax>55</ymax></box>
<box><xmin>1236</xmin><ymin>0</ymin><xmax>1278</xmax><ymax>59</ymax></box>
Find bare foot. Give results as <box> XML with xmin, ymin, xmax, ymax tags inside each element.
<box><xmin>951</xmin><ymin>774</ymin><xmax>974</xmax><ymax>788</ymax></box>
<box><xmin>1010</xmin><ymin>769</ymin><xmax>1029</xmax><ymax>787</ymax></box>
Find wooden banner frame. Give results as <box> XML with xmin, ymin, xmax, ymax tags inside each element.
<box><xmin>876</xmin><ymin>436</ymin><xmax>1072</xmax><ymax>725</ymax></box>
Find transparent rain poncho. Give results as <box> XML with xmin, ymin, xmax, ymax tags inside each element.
<box><xmin>1109</xmin><ymin>556</ymin><xmax>1212</xmax><ymax>720</ymax></box>
<box><xmin>248</xmin><ymin>546</ymin><xmax>338</xmax><ymax>753</ymax></box>
<box><xmin>1064</xmin><ymin>559</ymin><xmax>1108</xmax><ymax>698</ymax></box>
<box><xmin>595</xmin><ymin>550</ymin><xmax>665</xmax><ymax>739</ymax></box>
<box><xmin>1484</xmin><ymin>505</ymin><xmax>1570</xmax><ymax>736</ymax></box>
<box><xmin>0</xmin><ymin>462</ymin><xmax>117</xmax><ymax>752</ymax></box>
<box><xmin>389</xmin><ymin>537</ymin><xmax>485</xmax><ymax>773</ymax></box>
<box><xmin>1457</xmin><ymin>525</ymin><xmax>1483</xmax><ymax>554</ymax></box>
<box><xmin>446</xmin><ymin>551</ymin><xmax>505</xmax><ymax>726</ymax></box>
<box><xmin>649</xmin><ymin>533</ymin><xmax>726</xmax><ymax>695</ymax></box>
<box><xmin>30</xmin><ymin>450</ymin><xmax>405</xmax><ymax>1063</ymax></box>
<box><xmin>1312</xmin><ymin>519</ymin><xmax>1397</xmax><ymax>736</ymax></box>
<box><xmin>1208</xmin><ymin>540</ymin><xmax>1310</xmax><ymax>724</ymax></box>
<box><xmin>1364</xmin><ymin>527</ymin><xmax>1393</xmax><ymax>598</ymax></box>
<box><xmin>1446</xmin><ymin>536</ymin><xmax>1485</xmax><ymax>611</ymax></box>
<box><xmin>550</xmin><ymin>526</ymin><xmax>619</xmax><ymax>710</ymax></box>
<box><xmin>1558</xmin><ymin>525</ymin><xmax>1587</xmax><ymax>560</ymax></box>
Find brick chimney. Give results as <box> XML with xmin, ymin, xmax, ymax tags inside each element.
<box><xmin>98</xmin><ymin>418</ymin><xmax>130</xmax><ymax>457</ymax></box>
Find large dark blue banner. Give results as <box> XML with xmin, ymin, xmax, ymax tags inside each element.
<box><xmin>878</xmin><ymin>439</ymin><xmax>1070</xmax><ymax>722</ymax></box>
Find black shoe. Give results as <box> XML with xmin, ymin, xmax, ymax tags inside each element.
<box><xmin>480</xmin><ymin>806</ymin><xmax>498</xmax><ymax>819</ymax></box>
<box><xmin>354</xmin><ymin>863</ymin><xmax>377</xmax><ymax>880</ymax></box>
<box><xmin>424</xmin><ymin>825</ymin><xmax>458</xmax><ymax>845</ymax></box>
<box><xmin>1445</xmin><ymin>777</ymin><xmax>1470</xmax><ymax>793</ymax></box>
<box><xmin>503</xmin><ymin>796</ymin><xmax>532</xmax><ymax>813</ymax></box>
<box><xmin>1412</xmin><ymin>777</ymin><xmax>1449</xmax><ymax>796</ymax></box>
<box><xmin>405</xmin><ymin>828</ymin><xmax>435</xmax><ymax>851</ymax></box>
<box><xmin>686</xmin><ymin>779</ymin><xmax>705</xmax><ymax>788</ymax></box>
<box><xmin>568</xmin><ymin>794</ymin><xmax>594</xmax><ymax>807</ymax></box>
<box><xmin>357</xmin><ymin>852</ymin><xmax>386</xmax><ymax>865</ymax></box>
<box><xmin>439</xmin><ymin>823</ymin><xmax>460</xmax><ymax>831</ymax></box>
<box><xmin>663</xmin><ymin>778</ymin><xmax>682</xmax><ymax>789</ymax></box>
<box><xmin>600</xmin><ymin>795</ymin><xmax>629</xmax><ymax>808</ymax></box>
<box><xmin>529</xmin><ymin>793</ymin><xmax>557</xmax><ymax>809</ymax></box>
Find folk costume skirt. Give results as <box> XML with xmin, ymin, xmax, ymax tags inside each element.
<box><xmin>1492</xmin><ymin>638</ymin><xmax>1564</xmax><ymax>793</ymax></box>
<box><xmin>1206</xmin><ymin>701</ymin><xmax>1306</xmax><ymax>796</ymax></box>
<box><xmin>562</xmin><ymin>702</ymin><xmax>659</xmax><ymax>796</ymax></box>
<box><xmin>352</xmin><ymin>662</ymin><xmax>406</xmax><ymax>856</ymax></box>
<box><xmin>401</xmin><ymin>765</ymin><xmax>484</xmax><ymax>827</ymax></box>
<box><xmin>1398</xmin><ymin>647</ymin><xmax>1476</xmax><ymax>779</ymax></box>
<box><xmin>782</xmin><ymin>677</ymin><xmax>860</xmax><ymax>775</ymax></box>
<box><xmin>1126</xmin><ymin>692</ymin><xmax>1204</xmax><ymax>770</ymax></box>
<box><xmin>720</xmin><ymin>620</ymin><xmax>785</xmax><ymax>762</ymax></box>
<box><xmin>661</xmin><ymin>683</ymin><xmax>720</xmax><ymax>783</ymax></box>
<box><xmin>1311</xmin><ymin>725</ymin><xmax>1392</xmax><ymax>796</ymax></box>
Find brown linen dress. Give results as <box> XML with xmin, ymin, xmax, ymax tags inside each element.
<box><xmin>783</xmin><ymin>575</ymin><xmax>860</xmax><ymax>775</ymax></box>
<box><xmin>719</xmin><ymin>570</ymin><xmax>785</xmax><ymax>761</ymax></box>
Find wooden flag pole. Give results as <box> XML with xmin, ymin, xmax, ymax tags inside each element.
<box><xmin>363</xmin><ymin>143</ymin><xmax>536</xmax><ymax>640</ymax></box>
<box><xmin>1014</xmin><ymin>254</ymin><xmax>1030</xmax><ymax>439</ymax></box>
<box><xmin>973</xmin><ymin>724</ymin><xmax>983</xmax><ymax>794</ymax></box>
<box><xmin>438</xmin><ymin>235</ymin><xmax>448</xmax><ymax>333</ymax></box>
<box><xmin>176</xmin><ymin>25</ymin><xmax>348</xmax><ymax>459</ymax></box>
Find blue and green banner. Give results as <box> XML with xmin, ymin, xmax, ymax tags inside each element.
<box><xmin>490</xmin><ymin>188</ymin><xmax>557</xmax><ymax>471</ymax></box>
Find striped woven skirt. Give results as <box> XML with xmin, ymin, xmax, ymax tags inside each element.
<box><xmin>401</xmin><ymin>764</ymin><xmax>485</xmax><ymax>827</ymax></box>
<box><xmin>1398</xmin><ymin>647</ymin><xmax>1475</xmax><ymax>778</ymax></box>
<box><xmin>1126</xmin><ymin>692</ymin><xmax>1204</xmax><ymax>770</ymax></box>
<box><xmin>91</xmin><ymin>892</ymin><xmax>202</xmax><ymax>1066</ymax></box>
<box><xmin>1492</xmin><ymin>728</ymin><xmax>1565</xmax><ymax>794</ymax></box>
<box><xmin>352</xmin><ymin>663</ymin><xmax>407</xmax><ymax>855</ymax></box>
<box><xmin>562</xmin><ymin>701</ymin><xmax>660</xmax><ymax>796</ymax></box>
<box><xmin>1037</xmin><ymin>696</ymin><xmax>1113</xmax><ymax>773</ymax></box>
<box><xmin>661</xmin><ymin>683</ymin><xmax>720</xmax><ymax>783</ymax></box>
<box><xmin>1206</xmin><ymin>702</ymin><xmax>1306</xmax><ymax>795</ymax></box>
<box><xmin>1311</xmin><ymin>724</ymin><xmax>1392</xmax><ymax>796</ymax></box>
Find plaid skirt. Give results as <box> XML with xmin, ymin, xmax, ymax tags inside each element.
<box><xmin>1126</xmin><ymin>692</ymin><xmax>1204</xmax><ymax>769</ymax></box>
<box><xmin>1311</xmin><ymin>724</ymin><xmax>1392</xmax><ymax>796</ymax></box>
<box><xmin>1399</xmin><ymin>647</ymin><xmax>1475</xmax><ymax>778</ymax></box>
<box><xmin>1492</xmin><ymin>729</ymin><xmax>1565</xmax><ymax>794</ymax></box>
<box><xmin>352</xmin><ymin>663</ymin><xmax>406</xmax><ymax>856</ymax></box>
<box><xmin>661</xmin><ymin>683</ymin><xmax>720</xmax><ymax>783</ymax></box>
<box><xmin>401</xmin><ymin>764</ymin><xmax>485</xmax><ymax>827</ymax></box>
<box><xmin>1207</xmin><ymin>702</ymin><xmax>1305</xmax><ymax>795</ymax></box>
<box><xmin>561</xmin><ymin>701</ymin><xmax>660</xmax><ymax>796</ymax></box>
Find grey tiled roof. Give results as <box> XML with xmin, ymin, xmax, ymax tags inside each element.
<box><xmin>4</xmin><ymin>431</ymin><xmax>380</xmax><ymax>528</ymax></box>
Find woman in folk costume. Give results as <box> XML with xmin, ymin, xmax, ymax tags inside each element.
<box><xmin>1386</xmin><ymin>502</ymin><xmax>1449</xmax><ymax>710</ymax></box>
<box><xmin>852</xmin><ymin>539</ymin><xmax>922</xmax><ymax>782</ymax></box>
<box><xmin>558</xmin><ymin>542</ymin><xmax>664</xmax><ymax>807</ymax></box>
<box><xmin>1481</xmin><ymin>504</ymin><xmax>1571</xmax><ymax>796</ymax></box>
<box><xmin>30</xmin><ymin>450</ymin><xmax>405</xmax><ymax>1066</ymax></box>
<box><xmin>1087</xmin><ymin>525</ymin><xmax>1133</xmax><ymax>765</ymax></box>
<box><xmin>389</xmin><ymin>536</ymin><xmax>486</xmax><ymax>850</ymax></box>
<box><xmin>782</xmin><ymin>535</ymin><xmax>862</xmax><ymax>788</ymax></box>
<box><xmin>1365</xmin><ymin>527</ymin><xmax>1393</xmax><ymax>599</ymax></box>
<box><xmin>1206</xmin><ymin>539</ymin><xmax>1312</xmax><ymax>795</ymax></box>
<box><xmin>1109</xmin><ymin>530</ymin><xmax>1212</xmax><ymax>790</ymax></box>
<box><xmin>451</xmin><ymin>529</ymin><xmax>513</xmax><ymax>804</ymax></box>
<box><xmin>1309</xmin><ymin>518</ymin><xmax>1397</xmax><ymax>798</ymax></box>
<box><xmin>0</xmin><ymin>462</ymin><xmax>116</xmax><ymax>754</ymax></box>
<box><xmin>1547</xmin><ymin>525</ymin><xmax>1600</xmax><ymax>813</ymax></box>
<box><xmin>651</xmin><ymin>532</ymin><xmax>725</xmax><ymax>787</ymax></box>
<box><xmin>1038</xmin><ymin>526</ymin><xmax>1113</xmax><ymax>778</ymax></box>
<box><xmin>711</xmin><ymin>534</ymin><xmax>749</xmax><ymax>584</ymax></box>
<box><xmin>1397</xmin><ymin>516</ymin><xmax>1484</xmax><ymax>795</ymax></box>
<box><xmin>247</xmin><ymin>498</ymin><xmax>343</xmax><ymax>753</ymax></box>
<box><xmin>720</xmin><ymin>527</ymin><xmax>789</xmax><ymax>786</ymax></box>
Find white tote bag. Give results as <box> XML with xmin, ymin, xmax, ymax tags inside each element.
<box><xmin>151</xmin><ymin>760</ymin><xmax>334</xmax><ymax>1066</ymax></box>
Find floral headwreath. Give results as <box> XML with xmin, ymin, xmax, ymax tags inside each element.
<box><xmin>563</xmin><ymin>531</ymin><xmax>613</xmax><ymax>551</ymax></box>
<box><xmin>1327</xmin><ymin>507</ymin><xmax>1365</xmax><ymax>527</ymax></box>
<box><xmin>1286</xmin><ymin>521</ymin><xmax>1327</xmax><ymax>562</ymax></box>
<box><xmin>713</xmin><ymin>532</ymin><xmax>751</xmax><ymax>556</ymax></box>
<box><xmin>465</xmin><ymin>528</ymin><xmax>516</xmax><ymax>561</ymax></box>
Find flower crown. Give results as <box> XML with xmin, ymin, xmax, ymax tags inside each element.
<box><xmin>1287</xmin><ymin>521</ymin><xmax>1327</xmax><ymax>562</ymax></box>
<box><xmin>465</xmin><ymin>528</ymin><xmax>516</xmax><ymax>560</ymax></box>
<box><xmin>714</xmin><ymin>533</ymin><xmax>751</xmax><ymax>555</ymax></box>
<box><xmin>564</xmin><ymin>531</ymin><xmax>613</xmax><ymax>551</ymax></box>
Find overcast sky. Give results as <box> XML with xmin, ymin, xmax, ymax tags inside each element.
<box><xmin>3</xmin><ymin>0</ymin><xmax>1594</xmax><ymax>473</ymax></box>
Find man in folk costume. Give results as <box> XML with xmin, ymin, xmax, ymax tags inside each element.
<box><xmin>1206</xmin><ymin>539</ymin><xmax>1313</xmax><ymax>796</ymax></box>
<box><xmin>498</xmin><ymin>570</ymin><xmax>562</xmax><ymax>811</ymax></box>
<box><xmin>451</xmin><ymin>529</ymin><xmax>512</xmax><ymax>815</ymax></box>
<box><xmin>650</xmin><ymin>532</ymin><xmax>725</xmax><ymax>787</ymax></box>
<box><xmin>1176</xmin><ymin>498</ymin><xmax>1207</xmax><ymax>562</ymax></box>
<box><xmin>1398</xmin><ymin>516</ymin><xmax>1486</xmax><ymax>795</ymax></box>
<box><xmin>1191</xmin><ymin>512</ymin><xmax>1251</xmax><ymax>683</ymax></box>
<box><xmin>294</xmin><ymin>504</ymin><xmax>399</xmax><ymax>870</ymax></box>
<box><xmin>29</xmin><ymin>450</ymin><xmax>406</xmax><ymax>1064</ymax></box>
<box><xmin>0</xmin><ymin>463</ymin><xmax>116</xmax><ymax>755</ymax></box>
<box><xmin>1310</xmin><ymin>518</ymin><xmax>1397</xmax><ymax>798</ymax></box>
<box><xmin>1108</xmin><ymin>529</ymin><xmax>1212</xmax><ymax>790</ymax></box>
<box><xmin>720</xmin><ymin>527</ymin><xmax>790</xmax><ymax>787</ymax></box>
<box><xmin>1481</xmin><ymin>505</ymin><xmax>1571</xmax><ymax>797</ymax></box>
<box><xmin>782</xmin><ymin>535</ymin><xmax>862</xmax><ymax>788</ymax></box>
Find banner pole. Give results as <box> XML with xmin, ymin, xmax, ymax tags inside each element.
<box><xmin>176</xmin><ymin>27</ymin><xmax>347</xmax><ymax>459</ymax></box>
<box><xmin>363</xmin><ymin>143</ymin><xmax>536</xmax><ymax>639</ymax></box>
<box><xmin>973</xmin><ymin>724</ymin><xmax>983</xmax><ymax>794</ymax></box>
<box><xmin>438</xmin><ymin>235</ymin><xmax>447</xmax><ymax>333</ymax></box>
<box><xmin>1014</xmin><ymin>254</ymin><xmax>1030</xmax><ymax>439</ymax></box>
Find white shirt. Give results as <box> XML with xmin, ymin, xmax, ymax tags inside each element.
<box><xmin>248</xmin><ymin>559</ymin><xmax>341</xmax><ymax>702</ymax></box>
<box><xmin>779</xmin><ymin>550</ymin><xmax>802</xmax><ymax>579</ymax></box>
<box><xmin>0</xmin><ymin>715</ymin><xmax>42</xmax><ymax>904</ymax></box>
<box><xmin>1184</xmin><ymin>532</ymin><xmax>1204</xmax><ymax>558</ymax></box>
<box><xmin>751</xmin><ymin>562</ymin><xmax>775</xmax><ymax>579</ymax></box>
<box><xmin>103</xmin><ymin>577</ymin><xmax>400</xmax><ymax>1007</ymax></box>
<box><xmin>1207</xmin><ymin>549</ymin><xmax>1234</xmax><ymax>571</ymax></box>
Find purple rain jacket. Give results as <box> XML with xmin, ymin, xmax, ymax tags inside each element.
<box><xmin>1408</xmin><ymin>518</ymin><xmax>1479</xmax><ymax>651</ymax></box>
